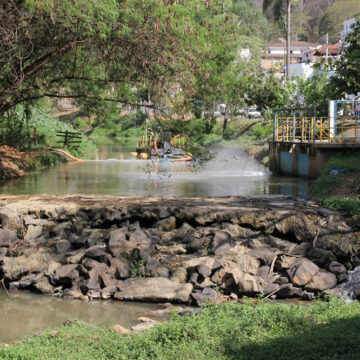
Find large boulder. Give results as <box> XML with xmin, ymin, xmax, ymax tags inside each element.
<box><xmin>113</xmin><ymin>277</ymin><xmax>193</xmax><ymax>303</ymax></box>
<box><xmin>248</xmin><ymin>248</ymin><xmax>277</xmax><ymax>266</ymax></box>
<box><xmin>33</xmin><ymin>276</ymin><xmax>54</xmax><ymax>295</ymax></box>
<box><xmin>328</xmin><ymin>261</ymin><xmax>347</xmax><ymax>282</ymax></box>
<box><xmin>287</xmin><ymin>259</ymin><xmax>319</xmax><ymax>287</ymax></box>
<box><xmin>2</xmin><ymin>248</ymin><xmax>50</xmax><ymax>281</ymax></box>
<box><xmin>305</xmin><ymin>270</ymin><xmax>337</xmax><ymax>292</ymax></box>
<box><xmin>236</xmin><ymin>254</ymin><xmax>260</xmax><ymax>275</ymax></box>
<box><xmin>211</xmin><ymin>231</ymin><xmax>234</xmax><ymax>255</ymax></box>
<box><xmin>0</xmin><ymin>229</ymin><xmax>17</xmax><ymax>247</ymax></box>
<box><xmin>237</xmin><ymin>273</ymin><xmax>262</xmax><ymax>294</ymax></box>
<box><xmin>0</xmin><ymin>207</ymin><xmax>21</xmax><ymax>231</ymax></box>
<box><xmin>52</xmin><ymin>264</ymin><xmax>79</xmax><ymax>287</ymax></box>
<box><xmin>155</xmin><ymin>217</ymin><xmax>176</xmax><ymax>232</ymax></box>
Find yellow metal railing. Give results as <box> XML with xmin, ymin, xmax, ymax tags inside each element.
<box><xmin>137</xmin><ymin>135</ymin><xmax>153</xmax><ymax>149</ymax></box>
<box><xmin>275</xmin><ymin>116</ymin><xmax>360</xmax><ymax>143</ymax></box>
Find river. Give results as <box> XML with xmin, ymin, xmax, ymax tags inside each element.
<box><xmin>0</xmin><ymin>140</ymin><xmax>310</xmax><ymax>198</ymax></box>
<box><xmin>0</xmin><ymin>140</ymin><xmax>311</xmax><ymax>342</ymax></box>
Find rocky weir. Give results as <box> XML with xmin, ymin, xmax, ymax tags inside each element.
<box><xmin>0</xmin><ymin>195</ymin><xmax>359</xmax><ymax>305</ymax></box>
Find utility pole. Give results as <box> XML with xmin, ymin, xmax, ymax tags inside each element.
<box><xmin>325</xmin><ymin>33</ymin><xmax>329</xmax><ymax>64</ymax></box>
<box><xmin>286</xmin><ymin>0</ymin><xmax>291</xmax><ymax>79</ymax></box>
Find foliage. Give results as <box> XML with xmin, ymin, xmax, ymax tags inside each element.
<box><xmin>0</xmin><ymin>104</ymin><xmax>97</xmax><ymax>157</ymax></box>
<box><xmin>311</xmin><ymin>151</ymin><xmax>360</xmax><ymax>209</ymax></box>
<box><xmin>319</xmin><ymin>1</ymin><xmax>360</xmax><ymax>41</ymax></box>
<box><xmin>122</xmin><ymin>252</ymin><xmax>149</xmax><ymax>279</ymax></box>
<box><xmin>0</xmin><ymin>0</ymin><xmax>230</xmax><ymax>119</ymax></box>
<box><xmin>322</xmin><ymin>197</ymin><xmax>360</xmax><ymax>215</ymax></box>
<box><xmin>2</xmin><ymin>298</ymin><xmax>360</xmax><ymax>359</ymax></box>
<box><xmin>331</xmin><ymin>16</ymin><xmax>360</xmax><ymax>97</ymax></box>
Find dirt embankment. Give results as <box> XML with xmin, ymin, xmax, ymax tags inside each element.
<box><xmin>0</xmin><ymin>146</ymin><xmax>67</xmax><ymax>182</ymax></box>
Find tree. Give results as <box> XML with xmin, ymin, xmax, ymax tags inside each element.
<box><xmin>331</xmin><ymin>16</ymin><xmax>360</xmax><ymax>96</ymax></box>
<box><xmin>0</xmin><ymin>0</ymin><xmax>226</xmax><ymax>119</ymax></box>
<box><xmin>319</xmin><ymin>0</ymin><xmax>360</xmax><ymax>42</ymax></box>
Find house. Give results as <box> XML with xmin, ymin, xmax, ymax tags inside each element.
<box><xmin>261</xmin><ymin>41</ymin><xmax>320</xmax><ymax>78</ymax></box>
<box><xmin>341</xmin><ymin>18</ymin><xmax>356</xmax><ymax>41</ymax></box>
<box><xmin>302</xmin><ymin>43</ymin><xmax>342</xmax><ymax>63</ymax></box>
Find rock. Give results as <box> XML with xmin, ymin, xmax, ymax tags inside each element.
<box><xmin>101</xmin><ymin>286</ymin><xmax>117</xmax><ymax>299</ymax></box>
<box><xmin>0</xmin><ymin>207</ymin><xmax>21</xmax><ymax>231</ymax></box>
<box><xmin>110</xmin><ymin>324</ymin><xmax>130</xmax><ymax>334</ymax></box>
<box><xmin>170</xmin><ymin>267</ymin><xmax>188</xmax><ymax>283</ymax></box>
<box><xmin>183</xmin><ymin>257</ymin><xmax>221</xmax><ymax>272</ymax></box>
<box><xmin>237</xmin><ymin>273</ymin><xmax>262</xmax><ymax>294</ymax></box>
<box><xmin>191</xmin><ymin>289</ymin><xmax>223</xmax><ymax>306</ymax></box>
<box><xmin>266</xmin><ymin>236</ymin><xmax>296</xmax><ymax>253</ymax></box>
<box><xmin>189</xmin><ymin>272</ymin><xmax>198</xmax><ymax>284</ymax></box>
<box><xmin>274</xmin><ymin>215</ymin><xmax>317</xmax><ymax>242</ymax></box>
<box><xmin>131</xmin><ymin>322</ymin><xmax>157</xmax><ymax>333</ymax></box>
<box><xmin>306</xmin><ymin>247</ymin><xmax>336</xmax><ymax>267</ymax></box>
<box><xmin>196</xmin><ymin>265</ymin><xmax>211</xmax><ymax>278</ymax></box>
<box><xmin>290</xmin><ymin>242</ymin><xmax>312</xmax><ymax>256</ymax></box>
<box><xmin>53</xmin><ymin>264</ymin><xmax>79</xmax><ymax>287</ymax></box>
<box><xmin>113</xmin><ymin>278</ymin><xmax>193</xmax><ymax>303</ymax></box>
<box><xmin>188</xmin><ymin>236</ymin><xmax>211</xmax><ymax>253</ymax></box>
<box><xmin>146</xmin><ymin>258</ymin><xmax>169</xmax><ymax>278</ymax></box>
<box><xmin>33</xmin><ymin>277</ymin><xmax>54</xmax><ymax>295</ymax></box>
<box><xmin>258</xmin><ymin>265</ymin><xmax>271</xmax><ymax>281</ymax></box>
<box><xmin>262</xmin><ymin>283</ymin><xmax>280</xmax><ymax>296</ymax></box>
<box><xmin>66</xmin><ymin>249</ymin><xmax>87</xmax><ymax>264</ymax></box>
<box><xmin>248</xmin><ymin>248</ymin><xmax>277</xmax><ymax>266</ymax></box>
<box><xmin>328</xmin><ymin>261</ymin><xmax>347</xmax><ymax>282</ymax></box>
<box><xmin>24</xmin><ymin>225</ymin><xmax>43</xmax><ymax>241</ymax></box>
<box><xmin>2</xmin><ymin>248</ymin><xmax>50</xmax><ymax>281</ymax></box>
<box><xmin>86</xmin><ymin>229</ymin><xmax>106</xmax><ymax>247</ymax></box>
<box><xmin>50</xmin><ymin>331</ymin><xmax>59</xmax><ymax>337</ymax></box>
<box><xmin>305</xmin><ymin>270</ymin><xmax>337</xmax><ymax>292</ymax></box>
<box><xmin>0</xmin><ymin>229</ymin><xmax>17</xmax><ymax>247</ymax></box>
<box><xmin>236</xmin><ymin>255</ymin><xmax>260</xmax><ymax>275</ymax></box>
<box><xmin>155</xmin><ymin>244</ymin><xmax>187</xmax><ymax>255</ymax></box>
<box><xmin>87</xmin><ymin>289</ymin><xmax>101</xmax><ymax>299</ymax></box>
<box><xmin>287</xmin><ymin>259</ymin><xmax>319</xmax><ymax>287</ymax></box>
<box><xmin>108</xmin><ymin>229</ymin><xmax>127</xmax><ymax>258</ymax></box>
<box><xmin>63</xmin><ymin>289</ymin><xmax>88</xmax><ymax>301</ymax></box>
<box><xmin>277</xmin><ymin>283</ymin><xmax>303</xmax><ymax>298</ymax></box>
<box><xmin>277</xmin><ymin>255</ymin><xmax>296</xmax><ymax>270</ymax></box>
<box><xmin>274</xmin><ymin>276</ymin><xmax>289</xmax><ymax>285</ymax></box>
<box><xmin>212</xmin><ymin>231</ymin><xmax>234</xmax><ymax>255</ymax></box>
<box><xmin>155</xmin><ymin>217</ymin><xmax>176</xmax><ymax>232</ymax></box>
<box><xmin>111</xmin><ymin>258</ymin><xmax>129</xmax><ymax>279</ymax></box>
<box><xmin>55</xmin><ymin>239</ymin><xmax>71</xmax><ymax>253</ymax></box>
<box><xmin>84</xmin><ymin>246</ymin><xmax>110</xmax><ymax>264</ymax></box>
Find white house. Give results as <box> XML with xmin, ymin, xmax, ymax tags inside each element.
<box><xmin>341</xmin><ymin>18</ymin><xmax>356</xmax><ymax>41</ymax></box>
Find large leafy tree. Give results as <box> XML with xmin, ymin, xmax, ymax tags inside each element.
<box><xmin>0</xmin><ymin>0</ymin><xmax>227</xmax><ymax>118</ymax></box>
<box><xmin>331</xmin><ymin>16</ymin><xmax>360</xmax><ymax>96</ymax></box>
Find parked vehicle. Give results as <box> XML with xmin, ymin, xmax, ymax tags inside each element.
<box><xmin>247</xmin><ymin>107</ymin><xmax>261</xmax><ymax>119</ymax></box>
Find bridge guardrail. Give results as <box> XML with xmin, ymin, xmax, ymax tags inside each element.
<box><xmin>275</xmin><ymin>116</ymin><xmax>360</xmax><ymax>144</ymax></box>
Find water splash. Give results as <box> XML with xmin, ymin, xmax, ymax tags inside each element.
<box><xmin>340</xmin><ymin>266</ymin><xmax>360</xmax><ymax>301</ymax></box>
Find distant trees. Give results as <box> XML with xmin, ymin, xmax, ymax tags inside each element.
<box><xmin>319</xmin><ymin>0</ymin><xmax>360</xmax><ymax>41</ymax></box>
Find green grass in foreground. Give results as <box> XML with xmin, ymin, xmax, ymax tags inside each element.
<box><xmin>2</xmin><ymin>298</ymin><xmax>360</xmax><ymax>360</ymax></box>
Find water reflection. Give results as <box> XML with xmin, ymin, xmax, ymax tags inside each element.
<box><xmin>0</xmin><ymin>142</ymin><xmax>310</xmax><ymax>198</ymax></box>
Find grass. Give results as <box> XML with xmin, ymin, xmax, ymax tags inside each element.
<box><xmin>311</xmin><ymin>151</ymin><xmax>360</xmax><ymax>215</ymax></box>
<box><xmin>2</xmin><ymin>298</ymin><xmax>360</xmax><ymax>359</ymax></box>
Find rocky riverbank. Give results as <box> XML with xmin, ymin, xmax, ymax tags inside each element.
<box><xmin>0</xmin><ymin>195</ymin><xmax>359</xmax><ymax>304</ymax></box>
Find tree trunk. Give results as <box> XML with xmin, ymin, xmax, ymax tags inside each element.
<box><xmin>286</xmin><ymin>0</ymin><xmax>291</xmax><ymax>79</ymax></box>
